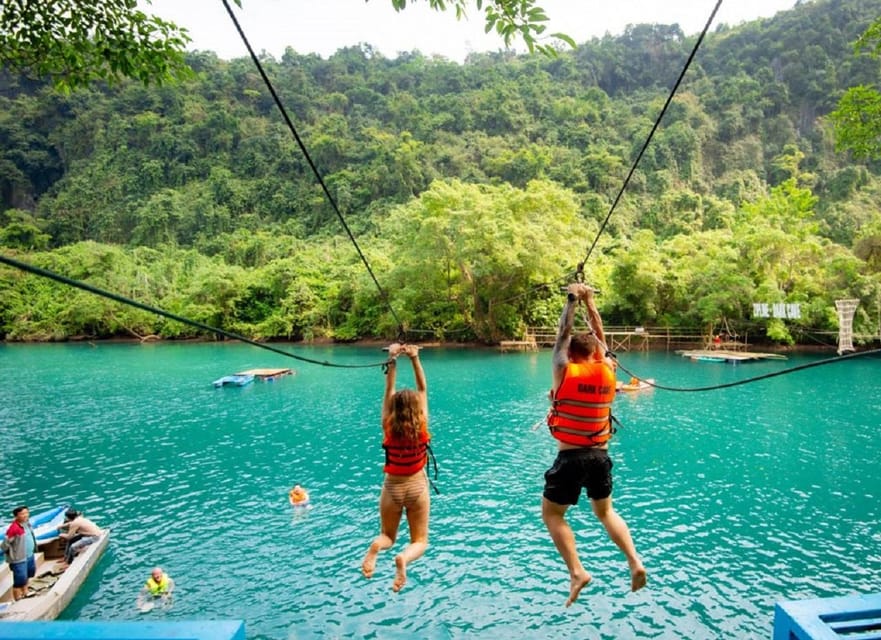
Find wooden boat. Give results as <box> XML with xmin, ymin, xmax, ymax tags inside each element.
<box><xmin>212</xmin><ymin>374</ymin><xmax>255</xmax><ymax>388</ymax></box>
<box><xmin>618</xmin><ymin>378</ymin><xmax>655</xmax><ymax>393</ymax></box>
<box><xmin>0</xmin><ymin>508</ymin><xmax>110</xmax><ymax>621</ymax></box>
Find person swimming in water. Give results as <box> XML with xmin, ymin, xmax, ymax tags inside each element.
<box><xmin>289</xmin><ymin>485</ymin><xmax>309</xmax><ymax>506</ymax></box>
<box><xmin>137</xmin><ymin>567</ymin><xmax>174</xmax><ymax>611</ymax></box>
<box><xmin>361</xmin><ymin>343</ymin><xmax>431</xmax><ymax>592</ymax></box>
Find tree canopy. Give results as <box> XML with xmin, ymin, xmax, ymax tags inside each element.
<box><xmin>384</xmin><ymin>0</ymin><xmax>575</xmax><ymax>55</ymax></box>
<box><xmin>831</xmin><ymin>16</ymin><xmax>881</xmax><ymax>159</ymax></box>
<box><xmin>0</xmin><ymin>0</ymin><xmax>192</xmax><ymax>90</ymax></box>
<box><xmin>2</xmin><ymin>0</ymin><xmax>881</xmax><ymax>345</ymax></box>
<box><xmin>0</xmin><ymin>0</ymin><xmax>569</xmax><ymax>91</ymax></box>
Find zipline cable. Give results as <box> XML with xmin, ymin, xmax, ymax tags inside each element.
<box><xmin>0</xmin><ymin>254</ymin><xmax>389</xmax><ymax>369</ymax></box>
<box><xmin>562</xmin><ymin>0</ymin><xmax>881</xmax><ymax>396</ymax></box>
<box><xmin>496</xmin><ymin>0</ymin><xmax>724</xmax><ymax>307</ymax></box>
<box><xmin>575</xmin><ymin>0</ymin><xmax>723</xmax><ymax>276</ymax></box>
<box><xmin>567</xmin><ymin>299</ymin><xmax>881</xmax><ymax>392</ymax></box>
<box><xmin>558</xmin><ymin>0</ymin><xmax>868</xmax><ymax>393</ymax></box>
<box><xmin>611</xmin><ymin>347</ymin><xmax>881</xmax><ymax>393</ymax></box>
<box><xmin>220</xmin><ymin>0</ymin><xmax>406</xmax><ymax>340</ymax></box>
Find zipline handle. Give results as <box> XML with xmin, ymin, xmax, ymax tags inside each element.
<box><xmin>559</xmin><ymin>285</ymin><xmax>601</xmax><ymax>295</ymax></box>
<box><xmin>381</xmin><ymin>344</ymin><xmax>422</xmax><ymax>352</ymax></box>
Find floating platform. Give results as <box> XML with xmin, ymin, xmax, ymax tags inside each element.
<box><xmin>212</xmin><ymin>374</ymin><xmax>254</xmax><ymax>388</ymax></box>
<box><xmin>236</xmin><ymin>368</ymin><xmax>294</xmax><ymax>381</ymax></box>
<box><xmin>0</xmin><ymin>620</ymin><xmax>245</xmax><ymax>639</ymax></box>
<box><xmin>773</xmin><ymin>591</ymin><xmax>881</xmax><ymax>639</ymax></box>
<box><xmin>678</xmin><ymin>349</ymin><xmax>788</xmax><ymax>363</ymax></box>
<box><xmin>499</xmin><ymin>340</ymin><xmax>537</xmax><ymax>352</ymax></box>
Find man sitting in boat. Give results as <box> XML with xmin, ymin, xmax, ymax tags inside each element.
<box><xmin>58</xmin><ymin>509</ymin><xmax>102</xmax><ymax>570</ymax></box>
<box><xmin>138</xmin><ymin>567</ymin><xmax>175</xmax><ymax>608</ymax></box>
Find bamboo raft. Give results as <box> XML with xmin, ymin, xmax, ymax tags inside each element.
<box><xmin>499</xmin><ymin>339</ymin><xmax>538</xmax><ymax>352</ymax></box>
<box><xmin>678</xmin><ymin>349</ymin><xmax>788</xmax><ymax>363</ymax></box>
<box><xmin>236</xmin><ymin>368</ymin><xmax>294</xmax><ymax>380</ymax></box>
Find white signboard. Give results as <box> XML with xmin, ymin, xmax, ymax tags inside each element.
<box><xmin>752</xmin><ymin>303</ymin><xmax>801</xmax><ymax>319</ymax></box>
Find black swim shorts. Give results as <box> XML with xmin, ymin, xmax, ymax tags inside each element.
<box><xmin>543</xmin><ymin>447</ymin><xmax>613</xmax><ymax>505</ymax></box>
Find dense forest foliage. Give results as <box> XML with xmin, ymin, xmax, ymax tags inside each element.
<box><xmin>2</xmin><ymin>0</ymin><xmax>881</xmax><ymax>345</ymax></box>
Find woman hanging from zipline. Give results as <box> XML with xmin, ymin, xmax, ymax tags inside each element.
<box><xmin>361</xmin><ymin>343</ymin><xmax>431</xmax><ymax>592</ymax></box>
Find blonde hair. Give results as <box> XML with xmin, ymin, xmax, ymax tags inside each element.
<box><xmin>387</xmin><ymin>389</ymin><xmax>427</xmax><ymax>441</ymax></box>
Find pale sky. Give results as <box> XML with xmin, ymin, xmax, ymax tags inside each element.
<box><xmin>141</xmin><ymin>0</ymin><xmax>798</xmax><ymax>63</ymax></box>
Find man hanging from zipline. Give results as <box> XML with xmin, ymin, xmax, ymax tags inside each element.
<box><xmin>541</xmin><ymin>282</ymin><xmax>647</xmax><ymax>606</ymax></box>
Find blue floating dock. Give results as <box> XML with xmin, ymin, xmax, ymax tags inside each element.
<box><xmin>773</xmin><ymin>592</ymin><xmax>881</xmax><ymax>639</ymax></box>
<box><xmin>0</xmin><ymin>620</ymin><xmax>245</xmax><ymax>640</ymax></box>
<box><xmin>212</xmin><ymin>374</ymin><xmax>254</xmax><ymax>388</ymax></box>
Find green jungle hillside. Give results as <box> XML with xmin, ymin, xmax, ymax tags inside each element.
<box><xmin>2</xmin><ymin>0</ymin><xmax>881</xmax><ymax>345</ymax></box>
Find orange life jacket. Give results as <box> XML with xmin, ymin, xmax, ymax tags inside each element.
<box><xmin>289</xmin><ymin>488</ymin><xmax>308</xmax><ymax>505</ymax></box>
<box><xmin>383</xmin><ymin>419</ymin><xmax>430</xmax><ymax>476</ymax></box>
<box><xmin>547</xmin><ymin>360</ymin><xmax>616</xmax><ymax>447</ymax></box>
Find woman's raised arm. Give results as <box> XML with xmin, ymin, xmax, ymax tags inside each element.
<box><xmin>382</xmin><ymin>343</ymin><xmax>403</xmax><ymax>421</ymax></box>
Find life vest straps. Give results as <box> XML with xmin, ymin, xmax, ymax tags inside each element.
<box><xmin>549</xmin><ymin>424</ymin><xmax>611</xmax><ymax>438</ymax></box>
<box><xmin>550</xmin><ymin>409</ymin><xmax>610</xmax><ymax>424</ymax></box>
<box><xmin>383</xmin><ymin>439</ymin><xmax>429</xmax><ymax>476</ymax></box>
<box><xmin>548</xmin><ymin>424</ymin><xmax>611</xmax><ymax>447</ymax></box>
<box><xmin>548</xmin><ymin>411</ymin><xmax>619</xmax><ymax>443</ymax></box>
<box><xmin>553</xmin><ymin>399</ymin><xmax>613</xmax><ymax>410</ymax></box>
<box><xmin>425</xmin><ymin>443</ymin><xmax>440</xmax><ymax>495</ymax></box>
<box><xmin>384</xmin><ymin>443</ymin><xmax>428</xmax><ymax>462</ymax></box>
<box><xmin>610</xmin><ymin>413</ymin><xmax>622</xmax><ymax>435</ymax></box>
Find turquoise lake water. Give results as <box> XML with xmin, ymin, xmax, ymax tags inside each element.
<box><xmin>0</xmin><ymin>343</ymin><xmax>879</xmax><ymax>639</ymax></box>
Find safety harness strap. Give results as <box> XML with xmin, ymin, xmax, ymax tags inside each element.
<box><xmin>550</xmin><ymin>410</ymin><xmax>610</xmax><ymax>423</ymax></box>
<box><xmin>549</xmin><ymin>424</ymin><xmax>611</xmax><ymax>438</ymax></box>
<box><xmin>553</xmin><ymin>398</ymin><xmax>613</xmax><ymax>409</ymax></box>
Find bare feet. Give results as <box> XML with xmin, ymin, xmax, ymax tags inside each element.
<box><xmin>630</xmin><ymin>564</ymin><xmax>647</xmax><ymax>592</ymax></box>
<box><xmin>391</xmin><ymin>554</ymin><xmax>407</xmax><ymax>592</ymax></box>
<box><xmin>565</xmin><ymin>571</ymin><xmax>592</xmax><ymax>607</ymax></box>
<box><xmin>361</xmin><ymin>545</ymin><xmax>379</xmax><ymax>579</ymax></box>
